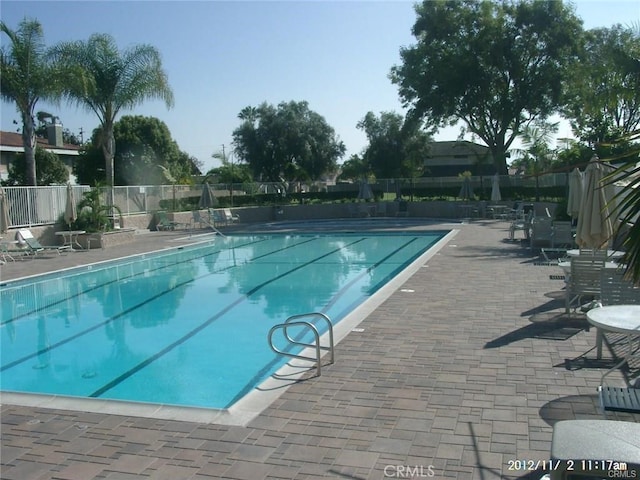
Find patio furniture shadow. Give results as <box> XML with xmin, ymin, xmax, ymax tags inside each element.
<box><xmin>538</xmin><ymin>394</ymin><xmax>601</xmax><ymax>426</ymax></box>
<box><xmin>520</xmin><ymin>298</ymin><xmax>567</xmax><ymax>317</ymax></box>
<box><xmin>562</xmin><ymin>332</ymin><xmax>640</xmax><ymax>382</ymax></box>
<box><xmin>484</xmin><ymin>313</ymin><xmax>587</xmax><ymax>349</ymax></box>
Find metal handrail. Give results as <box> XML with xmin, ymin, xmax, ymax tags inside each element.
<box><xmin>268</xmin><ymin>312</ymin><xmax>334</xmax><ymax>377</ymax></box>
<box><xmin>284</xmin><ymin>312</ymin><xmax>334</xmax><ymax>365</ymax></box>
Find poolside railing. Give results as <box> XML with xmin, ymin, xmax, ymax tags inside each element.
<box><xmin>2</xmin><ymin>173</ymin><xmax>570</xmax><ymax>229</ymax></box>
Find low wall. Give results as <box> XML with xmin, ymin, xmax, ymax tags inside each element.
<box><xmin>4</xmin><ymin>201</ymin><xmax>560</xmax><ymax>242</ymax></box>
<box><xmin>76</xmin><ymin>228</ymin><xmax>137</xmax><ymax>249</ymax></box>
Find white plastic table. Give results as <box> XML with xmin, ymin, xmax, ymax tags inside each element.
<box><xmin>557</xmin><ymin>261</ymin><xmax>619</xmax><ymax>275</ymax></box>
<box><xmin>566</xmin><ymin>249</ymin><xmax>624</xmax><ymax>260</ymax></box>
<box><xmin>586</xmin><ymin>304</ymin><xmax>640</xmax><ymax>359</ymax></box>
<box><xmin>55</xmin><ymin>230</ymin><xmax>86</xmax><ymax>251</ymax></box>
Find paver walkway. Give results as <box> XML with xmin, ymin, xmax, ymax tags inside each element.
<box><xmin>1</xmin><ymin>219</ymin><xmax>638</xmax><ymax>479</ymax></box>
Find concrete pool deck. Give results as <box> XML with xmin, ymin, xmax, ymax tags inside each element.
<box><xmin>1</xmin><ymin>218</ymin><xmax>639</xmax><ymax>479</ymax></box>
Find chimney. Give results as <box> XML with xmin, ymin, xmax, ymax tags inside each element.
<box><xmin>46</xmin><ymin>123</ymin><xmax>64</xmax><ymax>147</ymax></box>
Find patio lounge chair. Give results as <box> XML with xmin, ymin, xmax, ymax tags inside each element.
<box><xmin>156</xmin><ymin>211</ymin><xmax>187</xmax><ymax>231</ymax></box>
<box><xmin>0</xmin><ymin>240</ymin><xmax>27</xmax><ymax>261</ymax></box>
<box><xmin>209</xmin><ymin>208</ymin><xmax>226</xmax><ymax>226</ymax></box>
<box><xmin>508</xmin><ymin>211</ymin><xmax>532</xmax><ymax>241</ymax></box>
<box><xmin>529</xmin><ymin>216</ymin><xmax>553</xmax><ymax>249</ymax></box>
<box><xmin>16</xmin><ymin>229</ymin><xmax>70</xmax><ymax>256</ymax></box>
<box><xmin>223</xmin><ymin>208</ymin><xmax>240</xmax><ymax>224</ymax></box>
<box><xmin>540</xmin><ymin>221</ymin><xmax>575</xmax><ymax>261</ymax></box>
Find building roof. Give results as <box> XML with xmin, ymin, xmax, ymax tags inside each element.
<box><xmin>426</xmin><ymin>140</ymin><xmax>490</xmax><ymax>158</ymax></box>
<box><xmin>0</xmin><ymin>130</ymin><xmax>81</xmax><ymax>155</ymax></box>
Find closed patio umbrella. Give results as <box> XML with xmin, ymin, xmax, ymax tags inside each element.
<box><xmin>0</xmin><ymin>186</ymin><xmax>9</xmax><ymax>234</ymax></box>
<box><xmin>198</xmin><ymin>183</ymin><xmax>218</xmax><ymax>209</ymax></box>
<box><xmin>576</xmin><ymin>156</ymin><xmax>616</xmax><ymax>249</ymax></box>
<box><xmin>458</xmin><ymin>177</ymin><xmax>473</xmax><ymax>201</ymax></box>
<box><xmin>490</xmin><ymin>174</ymin><xmax>501</xmax><ymax>202</ymax></box>
<box><xmin>567</xmin><ymin>167</ymin><xmax>583</xmax><ymax>219</ymax></box>
<box><xmin>64</xmin><ymin>183</ymin><xmax>77</xmax><ymax>228</ymax></box>
<box><xmin>357</xmin><ymin>180</ymin><xmax>373</xmax><ymax>200</ymax></box>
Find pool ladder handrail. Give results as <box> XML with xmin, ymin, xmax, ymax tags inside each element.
<box><xmin>268</xmin><ymin>312</ymin><xmax>334</xmax><ymax>377</ymax></box>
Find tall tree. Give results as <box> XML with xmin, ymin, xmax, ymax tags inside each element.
<box><xmin>52</xmin><ymin>34</ymin><xmax>174</xmax><ymax>187</ymax></box>
<box><xmin>563</xmin><ymin>24</ymin><xmax>640</xmax><ymax>149</ymax></box>
<box><xmin>6</xmin><ymin>147</ymin><xmax>69</xmax><ymax>186</ymax></box>
<box><xmin>390</xmin><ymin>0</ymin><xmax>583</xmax><ymax>175</ymax></box>
<box><xmin>0</xmin><ymin>19</ymin><xmax>61</xmax><ymax>185</ymax></box>
<box><xmin>357</xmin><ymin>111</ymin><xmax>431</xmax><ymax>179</ymax></box>
<box><xmin>76</xmin><ymin>115</ymin><xmax>199</xmax><ymax>186</ymax></box>
<box><xmin>233</xmin><ymin>101</ymin><xmax>345</xmax><ymax>182</ymax></box>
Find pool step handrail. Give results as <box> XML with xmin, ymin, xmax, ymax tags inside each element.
<box><xmin>268</xmin><ymin>312</ymin><xmax>334</xmax><ymax>377</ymax></box>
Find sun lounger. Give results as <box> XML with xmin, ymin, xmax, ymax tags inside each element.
<box><xmin>17</xmin><ymin>229</ymin><xmax>70</xmax><ymax>256</ymax></box>
<box><xmin>223</xmin><ymin>208</ymin><xmax>240</xmax><ymax>224</ymax></box>
<box><xmin>155</xmin><ymin>211</ymin><xmax>187</xmax><ymax>231</ymax></box>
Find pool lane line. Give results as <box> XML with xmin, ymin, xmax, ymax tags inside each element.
<box><xmin>0</xmin><ymin>236</ymin><xmax>320</xmax><ymax>372</ymax></box>
<box><xmin>88</xmin><ymin>237</ymin><xmax>368</xmax><ymax>399</ymax></box>
<box><xmin>224</xmin><ymin>235</ymin><xmax>429</xmax><ymax>407</ymax></box>
<box><xmin>0</xmin><ymin>237</ymin><xmax>271</xmax><ymax>326</ymax></box>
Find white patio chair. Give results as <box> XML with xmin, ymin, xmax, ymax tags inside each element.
<box><xmin>508</xmin><ymin>211</ymin><xmax>532</xmax><ymax>241</ymax></box>
<box><xmin>565</xmin><ymin>254</ymin><xmax>606</xmax><ymax>316</ymax></box>
<box><xmin>529</xmin><ymin>216</ymin><xmax>553</xmax><ymax>249</ymax></box>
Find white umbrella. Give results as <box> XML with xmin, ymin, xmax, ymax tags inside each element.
<box><xmin>490</xmin><ymin>174</ymin><xmax>501</xmax><ymax>202</ymax></box>
<box><xmin>64</xmin><ymin>183</ymin><xmax>77</xmax><ymax>228</ymax></box>
<box><xmin>575</xmin><ymin>156</ymin><xmax>616</xmax><ymax>249</ymax></box>
<box><xmin>567</xmin><ymin>167</ymin><xmax>584</xmax><ymax>219</ymax></box>
<box><xmin>0</xmin><ymin>186</ymin><xmax>9</xmax><ymax>234</ymax></box>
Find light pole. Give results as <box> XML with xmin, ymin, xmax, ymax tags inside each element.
<box><xmin>222</xmin><ymin>144</ymin><xmax>234</xmax><ymax>207</ymax></box>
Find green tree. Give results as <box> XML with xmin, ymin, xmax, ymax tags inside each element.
<box><xmin>1</xmin><ymin>19</ymin><xmax>63</xmax><ymax>185</ymax></box>
<box><xmin>209</xmin><ymin>149</ymin><xmax>252</xmax><ymax>184</ymax></box>
<box><xmin>357</xmin><ymin>111</ymin><xmax>431</xmax><ymax>179</ymax></box>
<box><xmin>52</xmin><ymin>34</ymin><xmax>174</xmax><ymax>187</ymax></box>
<box><xmin>338</xmin><ymin>154</ymin><xmax>370</xmax><ymax>182</ymax></box>
<box><xmin>390</xmin><ymin>0</ymin><xmax>583</xmax><ymax>175</ymax></box>
<box><xmin>75</xmin><ymin>115</ymin><xmax>199</xmax><ymax>185</ymax></box>
<box><xmin>233</xmin><ymin>101</ymin><xmax>345</xmax><ymax>182</ymax></box>
<box><xmin>5</xmin><ymin>147</ymin><xmax>69</xmax><ymax>186</ymax></box>
<box><xmin>563</xmin><ymin>25</ymin><xmax>640</xmax><ymax>158</ymax></box>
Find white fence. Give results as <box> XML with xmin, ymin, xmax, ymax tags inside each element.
<box><xmin>2</xmin><ymin>173</ymin><xmax>570</xmax><ymax>229</ymax></box>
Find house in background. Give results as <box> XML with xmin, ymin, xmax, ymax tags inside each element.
<box><xmin>423</xmin><ymin>140</ymin><xmax>496</xmax><ymax>177</ymax></box>
<box><xmin>0</xmin><ymin>124</ymin><xmax>81</xmax><ymax>184</ymax></box>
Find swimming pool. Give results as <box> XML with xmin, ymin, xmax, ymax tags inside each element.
<box><xmin>1</xmin><ymin>231</ymin><xmax>448</xmax><ymax>413</ymax></box>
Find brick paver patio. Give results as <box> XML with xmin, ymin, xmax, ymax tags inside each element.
<box><xmin>1</xmin><ymin>219</ymin><xmax>638</xmax><ymax>479</ymax></box>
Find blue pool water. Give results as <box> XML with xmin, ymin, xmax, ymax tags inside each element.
<box><xmin>1</xmin><ymin>232</ymin><xmax>446</xmax><ymax>409</ymax></box>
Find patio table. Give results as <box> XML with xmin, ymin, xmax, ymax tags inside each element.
<box><xmin>566</xmin><ymin>249</ymin><xmax>624</xmax><ymax>260</ymax></box>
<box><xmin>487</xmin><ymin>204</ymin><xmax>509</xmax><ymax>219</ymax></box>
<box><xmin>557</xmin><ymin>260</ymin><xmax>619</xmax><ymax>276</ymax></box>
<box><xmin>586</xmin><ymin>304</ymin><xmax>640</xmax><ymax>360</ymax></box>
<box><xmin>55</xmin><ymin>230</ymin><xmax>86</xmax><ymax>251</ymax></box>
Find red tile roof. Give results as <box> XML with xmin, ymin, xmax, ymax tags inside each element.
<box><xmin>0</xmin><ymin>130</ymin><xmax>81</xmax><ymax>152</ymax></box>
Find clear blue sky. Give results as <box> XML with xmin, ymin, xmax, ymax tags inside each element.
<box><xmin>1</xmin><ymin>1</ymin><xmax>639</xmax><ymax>173</ymax></box>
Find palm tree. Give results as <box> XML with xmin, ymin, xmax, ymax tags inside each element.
<box><xmin>0</xmin><ymin>19</ymin><xmax>60</xmax><ymax>186</ymax></box>
<box><xmin>511</xmin><ymin>120</ymin><xmax>559</xmax><ymax>201</ymax></box>
<box><xmin>52</xmin><ymin>34</ymin><xmax>174</xmax><ymax>187</ymax></box>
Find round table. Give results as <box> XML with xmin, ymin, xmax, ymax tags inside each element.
<box><xmin>586</xmin><ymin>304</ymin><xmax>640</xmax><ymax>359</ymax></box>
